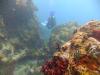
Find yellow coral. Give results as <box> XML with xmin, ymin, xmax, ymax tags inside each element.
<box><xmin>80</xmin><ymin>70</ymin><xmax>100</xmax><ymax>75</ymax></box>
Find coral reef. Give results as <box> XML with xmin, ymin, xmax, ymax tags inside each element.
<box><xmin>0</xmin><ymin>0</ymin><xmax>43</xmax><ymax>50</ymax></box>
<box><xmin>41</xmin><ymin>57</ymin><xmax>68</xmax><ymax>75</ymax></box>
<box><xmin>0</xmin><ymin>0</ymin><xmax>43</xmax><ymax>75</ymax></box>
<box><xmin>48</xmin><ymin>22</ymin><xmax>79</xmax><ymax>54</ymax></box>
<box><xmin>41</xmin><ymin>20</ymin><xmax>100</xmax><ymax>75</ymax></box>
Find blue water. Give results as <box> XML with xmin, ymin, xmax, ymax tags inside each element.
<box><xmin>34</xmin><ymin>0</ymin><xmax>100</xmax><ymax>24</ymax></box>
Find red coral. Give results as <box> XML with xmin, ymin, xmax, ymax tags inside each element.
<box><xmin>41</xmin><ymin>56</ymin><xmax>69</xmax><ymax>75</ymax></box>
<box><xmin>91</xmin><ymin>30</ymin><xmax>100</xmax><ymax>41</ymax></box>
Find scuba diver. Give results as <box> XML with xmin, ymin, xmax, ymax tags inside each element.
<box><xmin>46</xmin><ymin>12</ymin><xmax>56</xmax><ymax>29</ymax></box>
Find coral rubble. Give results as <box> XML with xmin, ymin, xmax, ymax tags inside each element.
<box><xmin>41</xmin><ymin>21</ymin><xmax>100</xmax><ymax>75</ymax></box>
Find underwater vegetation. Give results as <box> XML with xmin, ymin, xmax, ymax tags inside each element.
<box><xmin>0</xmin><ymin>0</ymin><xmax>44</xmax><ymax>75</ymax></box>
<box><xmin>41</xmin><ymin>21</ymin><xmax>100</xmax><ymax>75</ymax></box>
<box><xmin>0</xmin><ymin>0</ymin><xmax>100</xmax><ymax>75</ymax></box>
<box><xmin>41</xmin><ymin>57</ymin><xmax>68</xmax><ymax>75</ymax></box>
<box><xmin>0</xmin><ymin>0</ymin><xmax>43</xmax><ymax>50</ymax></box>
<box><xmin>48</xmin><ymin>22</ymin><xmax>79</xmax><ymax>55</ymax></box>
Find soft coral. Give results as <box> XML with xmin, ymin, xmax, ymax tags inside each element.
<box><xmin>91</xmin><ymin>30</ymin><xmax>100</xmax><ymax>41</ymax></box>
<box><xmin>41</xmin><ymin>57</ymin><xmax>68</xmax><ymax>75</ymax></box>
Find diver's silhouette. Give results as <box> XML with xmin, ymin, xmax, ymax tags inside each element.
<box><xmin>46</xmin><ymin>12</ymin><xmax>56</xmax><ymax>29</ymax></box>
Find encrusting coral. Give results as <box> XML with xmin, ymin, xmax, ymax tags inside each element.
<box><xmin>41</xmin><ymin>20</ymin><xmax>100</xmax><ymax>75</ymax></box>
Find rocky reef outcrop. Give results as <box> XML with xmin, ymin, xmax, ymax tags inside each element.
<box><xmin>0</xmin><ymin>0</ymin><xmax>42</xmax><ymax>50</ymax></box>
<box><xmin>41</xmin><ymin>20</ymin><xmax>100</xmax><ymax>75</ymax></box>
<box><xmin>48</xmin><ymin>22</ymin><xmax>79</xmax><ymax>54</ymax></box>
<box><xmin>0</xmin><ymin>0</ymin><xmax>43</xmax><ymax>75</ymax></box>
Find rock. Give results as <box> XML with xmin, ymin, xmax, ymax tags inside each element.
<box><xmin>48</xmin><ymin>22</ymin><xmax>79</xmax><ymax>54</ymax></box>
<box><xmin>42</xmin><ymin>21</ymin><xmax>100</xmax><ymax>75</ymax></box>
<box><xmin>0</xmin><ymin>0</ymin><xmax>43</xmax><ymax>75</ymax></box>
